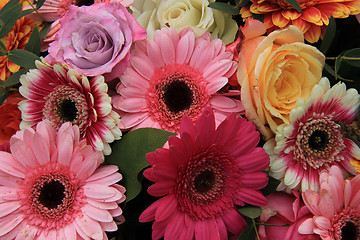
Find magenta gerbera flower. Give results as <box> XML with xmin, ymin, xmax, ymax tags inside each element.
<box><xmin>0</xmin><ymin>120</ymin><xmax>126</xmax><ymax>239</ymax></box>
<box><xmin>299</xmin><ymin>165</ymin><xmax>360</xmax><ymax>239</ymax></box>
<box><xmin>139</xmin><ymin>108</ymin><xmax>270</xmax><ymax>240</ymax></box>
<box><xmin>19</xmin><ymin>59</ymin><xmax>121</xmax><ymax>155</ymax></box>
<box><xmin>112</xmin><ymin>27</ymin><xmax>244</xmax><ymax>132</ymax></box>
<box><xmin>264</xmin><ymin>77</ymin><xmax>360</xmax><ymax>193</ymax></box>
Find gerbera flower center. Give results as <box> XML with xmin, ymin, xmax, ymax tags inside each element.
<box><xmin>43</xmin><ymin>85</ymin><xmax>89</xmax><ymax>134</ymax></box>
<box><xmin>331</xmin><ymin>208</ymin><xmax>360</xmax><ymax>240</ymax></box>
<box><xmin>21</xmin><ymin>162</ymin><xmax>86</xmax><ymax>231</ymax></box>
<box><xmin>38</xmin><ymin>180</ymin><xmax>66</xmax><ymax>209</ymax></box>
<box><xmin>176</xmin><ymin>146</ymin><xmax>241</xmax><ymax>220</ymax></box>
<box><xmin>294</xmin><ymin>115</ymin><xmax>345</xmax><ymax>169</ymax></box>
<box><xmin>147</xmin><ymin>63</ymin><xmax>209</xmax><ymax>132</ymax></box>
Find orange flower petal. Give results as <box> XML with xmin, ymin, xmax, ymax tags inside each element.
<box><xmin>342</xmin><ymin>1</ymin><xmax>360</xmax><ymax>14</ymax></box>
<box><xmin>7</xmin><ymin>61</ymin><xmax>20</xmax><ymax>73</ymax></box>
<box><xmin>281</xmin><ymin>9</ymin><xmax>301</xmax><ymax>20</ymax></box>
<box><xmin>316</xmin><ymin>3</ymin><xmax>351</xmax><ymax>18</ymax></box>
<box><xmin>272</xmin><ymin>11</ymin><xmax>290</xmax><ymax>28</ymax></box>
<box><xmin>304</xmin><ymin>25</ymin><xmax>321</xmax><ymax>43</ymax></box>
<box><xmin>250</xmin><ymin>2</ymin><xmax>281</xmax><ymax>14</ymax></box>
<box><xmin>291</xmin><ymin>18</ymin><xmax>311</xmax><ymax>33</ymax></box>
<box><xmin>300</xmin><ymin>7</ymin><xmax>322</xmax><ymax>24</ymax></box>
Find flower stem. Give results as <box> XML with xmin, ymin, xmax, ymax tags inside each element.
<box><xmin>252</xmin><ymin>218</ymin><xmax>261</xmax><ymax>240</ymax></box>
<box><xmin>25</xmin><ymin>0</ymin><xmax>45</xmax><ymax>22</ymax></box>
<box><xmin>326</xmin><ymin>56</ymin><xmax>360</xmax><ymax>61</ymax></box>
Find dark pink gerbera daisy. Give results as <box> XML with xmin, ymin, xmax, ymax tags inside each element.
<box><xmin>19</xmin><ymin>59</ymin><xmax>121</xmax><ymax>155</ymax></box>
<box><xmin>112</xmin><ymin>27</ymin><xmax>244</xmax><ymax>133</ymax></box>
<box><xmin>139</xmin><ymin>108</ymin><xmax>270</xmax><ymax>240</ymax></box>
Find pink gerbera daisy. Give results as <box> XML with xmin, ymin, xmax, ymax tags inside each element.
<box><xmin>139</xmin><ymin>108</ymin><xmax>270</xmax><ymax>240</ymax></box>
<box><xmin>112</xmin><ymin>27</ymin><xmax>244</xmax><ymax>132</ymax></box>
<box><xmin>264</xmin><ymin>77</ymin><xmax>360</xmax><ymax>193</ymax></box>
<box><xmin>298</xmin><ymin>165</ymin><xmax>360</xmax><ymax>239</ymax></box>
<box><xmin>0</xmin><ymin>120</ymin><xmax>126</xmax><ymax>239</ymax></box>
<box><xmin>19</xmin><ymin>59</ymin><xmax>121</xmax><ymax>155</ymax></box>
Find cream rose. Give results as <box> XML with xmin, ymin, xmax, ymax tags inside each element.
<box><xmin>237</xmin><ymin>20</ymin><xmax>325</xmax><ymax>140</ymax></box>
<box><xmin>130</xmin><ymin>0</ymin><xmax>238</xmax><ymax>44</ymax></box>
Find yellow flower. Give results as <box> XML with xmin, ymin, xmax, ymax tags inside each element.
<box><xmin>240</xmin><ymin>0</ymin><xmax>360</xmax><ymax>43</ymax></box>
<box><xmin>237</xmin><ymin>20</ymin><xmax>325</xmax><ymax>140</ymax></box>
<box><xmin>0</xmin><ymin>9</ymin><xmax>36</xmax><ymax>82</ymax></box>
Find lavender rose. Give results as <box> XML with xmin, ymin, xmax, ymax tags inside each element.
<box><xmin>48</xmin><ymin>2</ymin><xmax>146</xmax><ymax>81</ymax></box>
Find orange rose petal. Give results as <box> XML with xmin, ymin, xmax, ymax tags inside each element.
<box><xmin>304</xmin><ymin>25</ymin><xmax>321</xmax><ymax>43</ymax></box>
<box><xmin>272</xmin><ymin>11</ymin><xmax>290</xmax><ymax>28</ymax></box>
<box><xmin>281</xmin><ymin>9</ymin><xmax>301</xmax><ymax>20</ymax></box>
<box><xmin>300</xmin><ymin>7</ymin><xmax>322</xmax><ymax>24</ymax></box>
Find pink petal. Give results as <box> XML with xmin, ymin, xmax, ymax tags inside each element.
<box><xmin>302</xmin><ymin>190</ymin><xmax>321</xmax><ymax>215</ymax></box>
<box><xmin>318</xmin><ymin>190</ymin><xmax>335</xmax><ymax>219</ymax></box>
<box><xmin>75</xmin><ymin>214</ymin><xmax>103</xmax><ymax>240</ymax></box>
<box><xmin>82</xmin><ymin>204</ymin><xmax>113</xmax><ymax>223</ymax></box>
<box><xmin>31</xmin><ymin>132</ymin><xmax>50</xmax><ymax>165</ymax></box>
<box><xmin>0</xmin><ymin>152</ymin><xmax>25</xmax><ymax>178</ymax></box>
<box><xmin>164</xmin><ymin>213</ymin><xmax>185</xmax><ymax>240</ymax></box>
<box><xmin>116</xmin><ymin>97</ymin><xmax>147</xmax><ymax>113</ymax></box>
<box><xmin>86</xmin><ymin>165</ymin><xmax>119</xmax><ymax>182</ymax></box>
<box><xmin>63</xmin><ymin>223</ymin><xmax>77</xmax><ymax>240</ymax></box>
<box><xmin>57</xmin><ymin>131</ymin><xmax>74</xmax><ymax>167</ymax></box>
<box><xmin>206</xmin><ymin>77</ymin><xmax>228</xmax><ymax>95</ymax></box>
<box><xmin>160</xmin><ymin>31</ymin><xmax>176</xmax><ymax>64</ymax></box>
<box><xmin>87</xmin><ymin>199</ymin><xmax>118</xmax><ymax>210</ymax></box>
<box><xmin>0</xmin><ymin>201</ymin><xmax>21</xmax><ymax>218</ymax></box>
<box><xmin>221</xmin><ymin>208</ymin><xmax>247</xmax><ymax>236</ymax></box>
<box><xmin>298</xmin><ymin>218</ymin><xmax>315</xmax><ymax>234</ymax></box>
<box><xmin>0</xmin><ymin>212</ymin><xmax>24</xmax><ymax>236</ymax></box>
<box><xmin>147</xmin><ymin>40</ymin><xmax>165</xmax><ymax>68</ymax></box>
<box><xmin>175</xmin><ymin>30</ymin><xmax>195</xmax><ymax>64</ymax></box>
<box><xmin>154</xmin><ymin>195</ymin><xmax>177</xmax><ymax>222</ymax></box>
<box><xmin>147</xmin><ymin>181</ymin><xmax>173</xmax><ymax>197</ymax></box>
<box><xmin>314</xmin><ymin>216</ymin><xmax>331</xmax><ymax>230</ymax></box>
<box><xmin>236</xmin><ymin>188</ymin><xmax>268</xmax><ymax>206</ymax></box>
<box><xmin>83</xmin><ymin>184</ymin><xmax>118</xmax><ymax>199</ymax></box>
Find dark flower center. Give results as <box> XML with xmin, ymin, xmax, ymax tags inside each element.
<box><xmin>194</xmin><ymin>169</ymin><xmax>216</xmax><ymax>194</ymax></box>
<box><xmin>308</xmin><ymin>130</ymin><xmax>329</xmax><ymax>151</ymax></box>
<box><xmin>341</xmin><ymin>221</ymin><xmax>359</xmax><ymax>240</ymax></box>
<box><xmin>75</xmin><ymin>0</ymin><xmax>94</xmax><ymax>6</ymax></box>
<box><xmin>59</xmin><ymin>99</ymin><xmax>78</xmax><ymax>122</ymax></box>
<box><xmin>38</xmin><ymin>180</ymin><xmax>65</xmax><ymax>209</ymax></box>
<box><xmin>162</xmin><ymin>80</ymin><xmax>194</xmax><ymax>113</ymax></box>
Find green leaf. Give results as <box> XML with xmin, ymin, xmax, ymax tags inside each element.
<box><xmin>20</xmin><ymin>9</ymin><xmax>35</xmax><ymax>18</ymax></box>
<box><xmin>0</xmin><ymin>40</ymin><xmax>6</xmax><ymax>56</ymax></box>
<box><xmin>0</xmin><ymin>0</ymin><xmax>20</xmax><ymax>16</ymax></box>
<box><xmin>236</xmin><ymin>0</ymin><xmax>250</xmax><ymax>8</ymax></box>
<box><xmin>323</xmin><ymin>63</ymin><xmax>353</xmax><ymax>83</ymax></box>
<box><xmin>320</xmin><ymin>16</ymin><xmax>336</xmax><ymax>54</ymax></box>
<box><xmin>0</xmin><ymin>87</ymin><xmax>8</xmax><ymax>105</ymax></box>
<box><xmin>7</xmin><ymin>49</ymin><xmax>40</xmax><ymax>69</ymax></box>
<box><xmin>252</xmin><ymin>13</ymin><xmax>264</xmax><ymax>22</ymax></box>
<box><xmin>343</xmin><ymin>48</ymin><xmax>360</xmax><ymax>68</ymax></box>
<box><xmin>208</xmin><ymin>2</ymin><xmax>239</xmax><ymax>15</ymax></box>
<box><xmin>260</xmin><ymin>176</ymin><xmax>280</xmax><ymax>196</ymax></box>
<box><xmin>238</xmin><ymin>224</ymin><xmax>256</xmax><ymax>240</ymax></box>
<box><xmin>25</xmin><ymin>26</ymin><xmax>40</xmax><ymax>56</ymax></box>
<box><xmin>3</xmin><ymin>68</ymin><xmax>27</xmax><ymax>86</ymax></box>
<box><xmin>284</xmin><ymin>0</ymin><xmax>302</xmax><ymax>13</ymax></box>
<box><xmin>36</xmin><ymin>0</ymin><xmax>46</xmax><ymax>10</ymax></box>
<box><xmin>238</xmin><ymin>205</ymin><xmax>262</xmax><ymax>219</ymax></box>
<box><xmin>39</xmin><ymin>22</ymin><xmax>52</xmax><ymax>39</ymax></box>
<box><xmin>0</xmin><ymin>3</ymin><xmax>23</xmax><ymax>39</ymax></box>
<box><xmin>105</xmin><ymin>128</ymin><xmax>176</xmax><ymax>201</ymax></box>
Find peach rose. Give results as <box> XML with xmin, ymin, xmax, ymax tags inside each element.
<box><xmin>237</xmin><ymin>20</ymin><xmax>325</xmax><ymax>140</ymax></box>
<box><xmin>0</xmin><ymin>92</ymin><xmax>24</xmax><ymax>145</ymax></box>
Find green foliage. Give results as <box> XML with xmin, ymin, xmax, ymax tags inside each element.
<box><xmin>284</xmin><ymin>0</ymin><xmax>302</xmax><ymax>13</ymax></box>
<box><xmin>7</xmin><ymin>49</ymin><xmax>40</xmax><ymax>69</ymax></box>
<box><xmin>0</xmin><ymin>0</ymin><xmax>23</xmax><ymax>39</ymax></box>
<box><xmin>0</xmin><ymin>87</ymin><xmax>8</xmax><ymax>105</ymax></box>
<box><xmin>236</xmin><ymin>0</ymin><xmax>250</xmax><ymax>8</ymax></box>
<box><xmin>260</xmin><ymin>176</ymin><xmax>281</xmax><ymax>196</ymax></box>
<box><xmin>238</xmin><ymin>224</ymin><xmax>256</xmax><ymax>240</ymax></box>
<box><xmin>320</xmin><ymin>16</ymin><xmax>336</xmax><ymax>54</ymax></box>
<box><xmin>25</xmin><ymin>26</ymin><xmax>40</xmax><ymax>55</ymax></box>
<box><xmin>342</xmin><ymin>48</ymin><xmax>360</xmax><ymax>68</ymax></box>
<box><xmin>2</xmin><ymin>68</ymin><xmax>27</xmax><ymax>86</ymax></box>
<box><xmin>208</xmin><ymin>2</ymin><xmax>239</xmax><ymax>15</ymax></box>
<box><xmin>105</xmin><ymin>128</ymin><xmax>176</xmax><ymax>202</ymax></box>
<box><xmin>238</xmin><ymin>205</ymin><xmax>262</xmax><ymax>219</ymax></box>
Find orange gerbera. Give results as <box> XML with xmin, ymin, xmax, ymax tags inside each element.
<box><xmin>0</xmin><ymin>1</ymin><xmax>36</xmax><ymax>81</ymax></box>
<box><xmin>240</xmin><ymin>0</ymin><xmax>360</xmax><ymax>43</ymax></box>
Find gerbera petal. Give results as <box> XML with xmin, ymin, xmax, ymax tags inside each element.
<box><xmin>75</xmin><ymin>214</ymin><xmax>104</xmax><ymax>240</ymax></box>
<box><xmin>82</xmin><ymin>204</ymin><xmax>113</xmax><ymax>223</ymax></box>
<box><xmin>298</xmin><ymin>218</ymin><xmax>315</xmax><ymax>234</ymax></box>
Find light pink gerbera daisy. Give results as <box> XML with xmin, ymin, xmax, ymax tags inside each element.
<box><xmin>0</xmin><ymin>120</ymin><xmax>126</xmax><ymax>239</ymax></box>
<box><xmin>19</xmin><ymin>59</ymin><xmax>121</xmax><ymax>155</ymax></box>
<box><xmin>264</xmin><ymin>77</ymin><xmax>360</xmax><ymax>193</ymax></box>
<box><xmin>298</xmin><ymin>165</ymin><xmax>360</xmax><ymax>239</ymax></box>
<box><xmin>139</xmin><ymin>108</ymin><xmax>270</xmax><ymax>240</ymax></box>
<box><xmin>112</xmin><ymin>27</ymin><xmax>244</xmax><ymax>132</ymax></box>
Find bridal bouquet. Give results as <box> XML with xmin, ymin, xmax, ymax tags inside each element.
<box><xmin>0</xmin><ymin>0</ymin><xmax>360</xmax><ymax>239</ymax></box>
